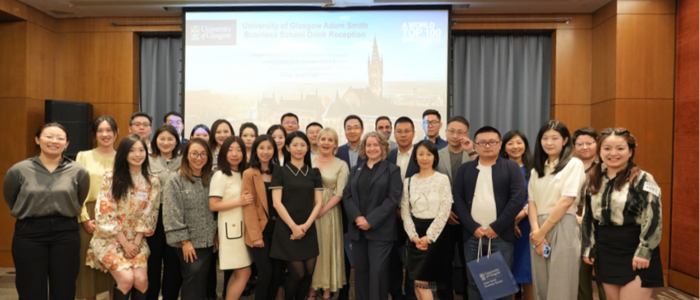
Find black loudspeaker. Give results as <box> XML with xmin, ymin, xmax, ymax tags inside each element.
<box><xmin>45</xmin><ymin>100</ymin><xmax>93</xmax><ymax>157</ymax></box>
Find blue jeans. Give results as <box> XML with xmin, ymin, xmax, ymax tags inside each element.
<box><xmin>464</xmin><ymin>236</ymin><xmax>514</xmax><ymax>300</ymax></box>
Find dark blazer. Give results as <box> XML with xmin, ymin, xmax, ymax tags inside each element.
<box><xmin>336</xmin><ymin>144</ymin><xmax>365</xmax><ymax>169</ymax></box>
<box><xmin>386</xmin><ymin>147</ymin><xmax>419</xmax><ymax>179</ymax></box>
<box><xmin>452</xmin><ymin>156</ymin><xmax>526</xmax><ymax>242</ymax></box>
<box><xmin>343</xmin><ymin>159</ymin><xmax>403</xmax><ymax>242</ymax></box>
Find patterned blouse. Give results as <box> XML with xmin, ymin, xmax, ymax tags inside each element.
<box><xmin>581</xmin><ymin>165</ymin><xmax>662</xmax><ymax>260</ymax></box>
<box><xmin>87</xmin><ymin>171</ymin><xmax>161</xmax><ymax>272</ymax></box>
<box><xmin>400</xmin><ymin>172</ymin><xmax>453</xmax><ymax>243</ymax></box>
<box><xmin>163</xmin><ymin>173</ymin><xmax>217</xmax><ymax>249</ymax></box>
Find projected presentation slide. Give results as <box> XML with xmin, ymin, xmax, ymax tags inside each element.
<box><xmin>184</xmin><ymin>10</ymin><xmax>448</xmax><ymax>143</ymax></box>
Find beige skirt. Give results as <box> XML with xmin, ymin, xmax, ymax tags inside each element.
<box><xmin>530</xmin><ymin>213</ymin><xmax>580</xmax><ymax>300</ymax></box>
<box><xmin>76</xmin><ymin>201</ymin><xmax>114</xmax><ymax>299</ymax></box>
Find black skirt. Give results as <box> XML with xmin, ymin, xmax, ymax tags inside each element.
<box><xmin>406</xmin><ymin>217</ymin><xmax>451</xmax><ymax>282</ymax></box>
<box><xmin>596</xmin><ymin>224</ymin><xmax>664</xmax><ymax>288</ymax></box>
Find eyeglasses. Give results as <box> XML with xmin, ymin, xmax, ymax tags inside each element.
<box><xmin>395</xmin><ymin>130</ymin><xmax>414</xmax><ymax>135</ymax></box>
<box><xmin>575</xmin><ymin>142</ymin><xmax>596</xmax><ymax>148</ymax></box>
<box><xmin>475</xmin><ymin>140</ymin><xmax>501</xmax><ymax>147</ymax></box>
<box><xmin>189</xmin><ymin>152</ymin><xmax>208</xmax><ymax>159</ymax></box>
<box><xmin>169</xmin><ymin>120</ymin><xmax>183</xmax><ymax>126</ymax></box>
<box><xmin>446</xmin><ymin>129</ymin><xmax>468</xmax><ymax>136</ymax></box>
<box><xmin>284</xmin><ymin>121</ymin><xmax>298</xmax><ymax>126</ymax></box>
<box><xmin>131</xmin><ymin>122</ymin><xmax>151</xmax><ymax>128</ymax></box>
<box><xmin>43</xmin><ymin>134</ymin><xmax>67</xmax><ymax>142</ymax></box>
<box><xmin>345</xmin><ymin>126</ymin><xmax>362</xmax><ymax>132</ymax></box>
<box><xmin>423</xmin><ymin>120</ymin><xmax>440</xmax><ymax>127</ymax></box>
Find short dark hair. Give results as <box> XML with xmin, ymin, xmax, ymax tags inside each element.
<box><xmin>190</xmin><ymin>124</ymin><xmax>210</xmax><ymax>138</ymax></box>
<box><xmin>217</xmin><ymin>136</ymin><xmax>247</xmax><ymax>176</ymax></box>
<box><xmin>130</xmin><ymin>112</ymin><xmax>152</xmax><ymax>125</ymax></box>
<box><xmin>163</xmin><ymin>111</ymin><xmax>183</xmax><ymax>123</ymax></box>
<box><xmin>410</xmin><ymin>140</ymin><xmax>439</xmax><ymax>169</ymax></box>
<box><xmin>474</xmin><ymin>126</ymin><xmax>501</xmax><ymax>140</ymax></box>
<box><xmin>306</xmin><ymin>122</ymin><xmax>323</xmax><ymax>131</ymax></box>
<box><xmin>344</xmin><ymin>115</ymin><xmax>363</xmax><ymax>128</ymax></box>
<box><xmin>422</xmin><ymin>109</ymin><xmax>441</xmax><ymax>121</ymax></box>
<box><xmin>280</xmin><ymin>112</ymin><xmax>299</xmax><ymax>123</ymax></box>
<box><xmin>394</xmin><ymin>116</ymin><xmax>415</xmax><ymax>130</ymax></box>
<box><xmin>375</xmin><ymin>116</ymin><xmax>392</xmax><ymax>127</ymax></box>
<box><xmin>150</xmin><ymin>125</ymin><xmax>181</xmax><ymax>158</ymax></box>
<box><xmin>447</xmin><ymin>116</ymin><xmax>470</xmax><ymax>130</ymax></box>
<box><xmin>92</xmin><ymin>115</ymin><xmax>118</xmax><ymax>141</ymax></box>
<box><xmin>573</xmin><ymin>127</ymin><xmax>598</xmax><ymax>143</ymax></box>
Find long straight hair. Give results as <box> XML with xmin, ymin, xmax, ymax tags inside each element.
<box><xmin>500</xmin><ymin>130</ymin><xmax>535</xmax><ymax>179</ymax></box>
<box><xmin>112</xmin><ymin>134</ymin><xmax>151</xmax><ymax>201</ymax></box>
<box><xmin>283</xmin><ymin>131</ymin><xmax>312</xmax><ymax>167</ymax></box>
<box><xmin>179</xmin><ymin>138</ymin><xmax>213</xmax><ymax>186</ymax></box>
<box><xmin>587</xmin><ymin>128</ymin><xmax>640</xmax><ymax>195</ymax></box>
<box><xmin>533</xmin><ymin>120</ymin><xmax>574</xmax><ymax>178</ymax></box>
<box><xmin>248</xmin><ymin>135</ymin><xmax>278</xmax><ymax>172</ymax></box>
<box><xmin>218</xmin><ymin>136</ymin><xmax>247</xmax><ymax>177</ymax></box>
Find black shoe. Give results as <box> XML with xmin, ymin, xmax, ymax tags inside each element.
<box><xmin>113</xmin><ymin>285</ymin><xmax>132</xmax><ymax>300</ymax></box>
<box><xmin>132</xmin><ymin>289</ymin><xmax>148</xmax><ymax>300</ymax></box>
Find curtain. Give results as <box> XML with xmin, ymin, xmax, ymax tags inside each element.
<box><xmin>452</xmin><ymin>34</ymin><xmax>551</xmax><ymax>143</ymax></box>
<box><xmin>140</xmin><ymin>36</ymin><xmax>183</xmax><ymax>128</ymax></box>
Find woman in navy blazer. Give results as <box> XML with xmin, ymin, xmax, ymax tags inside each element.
<box><xmin>343</xmin><ymin>132</ymin><xmax>403</xmax><ymax>300</ymax></box>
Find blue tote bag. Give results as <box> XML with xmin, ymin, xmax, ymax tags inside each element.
<box><xmin>466</xmin><ymin>238</ymin><xmax>519</xmax><ymax>300</ymax></box>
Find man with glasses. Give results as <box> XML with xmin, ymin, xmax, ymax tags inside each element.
<box><xmin>453</xmin><ymin>126</ymin><xmax>526</xmax><ymax>300</ymax></box>
<box><xmin>281</xmin><ymin>112</ymin><xmax>300</xmax><ymax>135</ymax></box>
<box><xmin>421</xmin><ymin>109</ymin><xmax>448</xmax><ymax>150</ymax></box>
<box><xmin>163</xmin><ymin>111</ymin><xmax>188</xmax><ymax>147</ymax></box>
<box><xmin>129</xmin><ymin>112</ymin><xmax>153</xmax><ymax>152</ymax></box>
<box><xmin>375</xmin><ymin>116</ymin><xmax>398</xmax><ymax>150</ymax></box>
<box><xmin>435</xmin><ymin>116</ymin><xmax>476</xmax><ymax>300</ymax></box>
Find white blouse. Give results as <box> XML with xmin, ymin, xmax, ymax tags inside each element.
<box><xmin>528</xmin><ymin>157</ymin><xmax>585</xmax><ymax>214</ymax></box>
<box><xmin>400</xmin><ymin>172</ymin><xmax>453</xmax><ymax>243</ymax></box>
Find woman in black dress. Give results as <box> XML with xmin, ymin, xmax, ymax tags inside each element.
<box><xmin>269</xmin><ymin>131</ymin><xmax>323</xmax><ymax>300</ymax></box>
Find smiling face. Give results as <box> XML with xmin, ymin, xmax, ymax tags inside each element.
<box><xmin>376</xmin><ymin>119</ymin><xmax>392</xmax><ymax>140</ymax></box>
<box><xmin>306</xmin><ymin>125</ymin><xmax>322</xmax><ymax>147</ymax></box>
<box><xmin>574</xmin><ymin>134</ymin><xmax>598</xmax><ymax>161</ymax></box>
<box><xmin>541</xmin><ymin>129</ymin><xmax>568</xmax><ymax>161</ymax></box>
<box><xmin>271</xmin><ymin>129</ymin><xmax>286</xmax><ymax>153</ymax></box>
<box><xmin>505</xmin><ymin>135</ymin><xmax>525</xmax><ymax>161</ymax></box>
<box><xmin>36</xmin><ymin>126</ymin><xmax>69</xmax><ymax>157</ymax></box>
<box><xmin>318</xmin><ymin>132</ymin><xmax>337</xmax><ymax>156</ymax></box>
<box><xmin>256</xmin><ymin>140</ymin><xmax>274</xmax><ymax>164</ymax></box>
<box><xmin>394</xmin><ymin>122</ymin><xmax>415</xmax><ymax>148</ymax></box>
<box><xmin>286</xmin><ymin>137</ymin><xmax>308</xmax><ymax>161</ymax></box>
<box><xmin>423</xmin><ymin>114</ymin><xmax>442</xmax><ymax>138</ymax></box>
<box><xmin>415</xmin><ymin>145</ymin><xmax>435</xmax><ymax>170</ymax></box>
<box><xmin>95</xmin><ymin>121</ymin><xmax>117</xmax><ymax>148</ymax></box>
<box><xmin>364</xmin><ymin>136</ymin><xmax>382</xmax><ymax>161</ymax></box>
<box><xmin>241</xmin><ymin>128</ymin><xmax>257</xmax><ymax>149</ymax></box>
<box><xmin>282</xmin><ymin>116</ymin><xmax>299</xmax><ymax>134</ymax></box>
<box><xmin>187</xmin><ymin>143</ymin><xmax>208</xmax><ymax>173</ymax></box>
<box><xmin>226</xmin><ymin>141</ymin><xmax>243</xmax><ymax>170</ymax></box>
<box><xmin>344</xmin><ymin>119</ymin><xmax>363</xmax><ymax>144</ymax></box>
<box><xmin>156</xmin><ymin>131</ymin><xmax>177</xmax><ymax>157</ymax></box>
<box><xmin>599</xmin><ymin>134</ymin><xmax>632</xmax><ymax>171</ymax></box>
<box><xmin>127</xmin><ymin>140</ymin><xmax>147</xmax><ymax>169</ymax></box>
<box><xmin>129</xmin><ymin>116</ymin><xmax>152</xmax><ymax>142</ymax></box>
<box><xmin>166</xmin><ymin>115</ymin><xmax>183</xmax><ymax>137</ymax></box>
<box><xmin>215</xmin><ymin>123</ymin><xmax>232</xmax><ymax>147</ymax></box>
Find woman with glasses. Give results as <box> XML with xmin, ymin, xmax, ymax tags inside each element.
<box><xmin>267</xmin><ymin>125</ymin><xmax>287</xmax><ymax>166</ymax></box>
<box><xmin>87</xmin><ymin>134</ymin><xmax>161</xmax><ymax>300</ymax></box>
<box><xmin>4</xmin><ymin>123</ymin><xmax>90</xmax><ymax>300</ymax></box>
<box><xmin>528</xmin><ymin>120</ymin><xmax>586</xmax><ymax>300</ymax></box>
<box><xmin>75</xmin><ymin>116</ymin><xmax>118</xmax><ymax>300</ymax></box>
<box><xmin>582</xmin><ymin>128</ymin><xmax>663</xmax><ymax>300</ymax></box>
<box><xmin>147</xmin><ymin>124</ymin><xmax>183</xmax><ymax>300</ymax></box>
<box><xmin>163</xmin><ymin>138</ymin><xmax>217</xmax><ymax>300</ymax></box>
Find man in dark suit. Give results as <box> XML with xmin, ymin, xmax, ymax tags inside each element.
<box><xmin>421</xmin><ymin>109</ymin><xmax>449</xmax><ymax>150</ymax></box>
<box><xmin>343</xmin><ymin>132</ymin><xmax>402</xmax><ymax>300</ymax></box>
<box><xmin>452</xmin><ymin>126</ymin><xmax>526</xmax><ymax>300</ymax></box>
<box><xmin>335</xmin><ymin>114</ymin><xmax>364</xmax><ymax>300</ymax></box>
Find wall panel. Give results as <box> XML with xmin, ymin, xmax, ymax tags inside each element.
<box><xmin>591</xmin><ymin>16</ymin><xmax>616</xmax><ymax>104</ymax></box>
<box><xmin>0</xmin><ymin>22</ymin><xmax>27</xmax><ymax>98</ymax></box>
<box><xmin>26</xmin><ymin>22</ymin><xmax>57</xmax><ymax>101</ymax></box>
<box><xmin>551</xmin><ymin>29</ymin><xmax>591</xmax><ymax>105</ymax></box>
<box><xmin>550</xmin><ymin>104</ymin><xmax>591</xmax><ymax>132</ymax></box>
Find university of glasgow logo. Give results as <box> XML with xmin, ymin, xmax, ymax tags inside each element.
<box><xmin>191</xmin><ymin>25</ymin><xmax>200</xmax><ymax>41</ymax></box>
<box><xmin>187</xmin><ymin>20</ymin><xmax>237</xmax><ymax>46</ymax></box>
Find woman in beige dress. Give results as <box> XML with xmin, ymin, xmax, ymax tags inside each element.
<box><xmin>75</xmin><ymin>115</ymin><xmax>118</xmax><ymax>300</ymax></box>
<box><xmin>309</xmin><ymin>128</ymin><xmax>349</xmax><ymax>300</ymax></box>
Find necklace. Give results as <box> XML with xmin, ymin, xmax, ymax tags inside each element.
<box><xmin>286</xmin><ymin>164</ymin><xmax>309</xmax><ymax>177</ymax></box>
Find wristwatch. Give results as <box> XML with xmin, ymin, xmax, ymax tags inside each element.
<box><xmin>180</xmin><ymin>239</ymin><xmax>190</xmax><ymax>247</ymax></box>
<box><xmin>468</xmin><ymin>151</ymin><xmax>477</xmax><ymax>157</ymax></box>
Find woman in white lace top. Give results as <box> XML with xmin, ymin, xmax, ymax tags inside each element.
<box><xmin>400</xmin><ymin>140</ymin><xmax>453</xmax><ymax>300</ymax></box>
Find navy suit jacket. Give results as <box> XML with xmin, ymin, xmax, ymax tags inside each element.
<box><xmin>452</xmin><ymin>156</ymin><xmax>526</xmax><ymax>242</ymax></box>
<box><xmin>343</xmin><ymin>160</ymin><xmax>403</xmax><ymax>242</ymax></box>
<box><xmin>386</xmin><ymin>147</ymin><xmax>419</xmax><ymax>179</ymax></box>
<box><xmin>335</xmin><ymin>144</ymin><xmax>364</xmax><ymax>233</ymax></box>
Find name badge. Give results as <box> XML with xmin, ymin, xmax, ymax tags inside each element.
<box><xmin>642</xmin><ymin>182</ymin><xmax>660</xmax><ymax>198</ymax></box>
<box><xmin>136</xmin><ymin>192</ymin><xmax>148</xmax><ymax>200</ymax></box>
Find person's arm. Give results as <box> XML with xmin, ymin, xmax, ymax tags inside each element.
<box><xmin>319</xmin><ymin>163</ymin><xmax>350</xmax><ymax>216</ymax></box>
<box><xmin>364</xmin><ymin>165</ymin><xmax>403</xmax><ymax>228</ymax></box>
<box><xmin>634</xmin><ymin>173</ymin><xmax>663</xmax><ymax>261</ymax></box>
<box><xmin>209</xmin><ymin>173</ymin><xmax>253</xmax><ymax>212</ymax></box>
<box><xmin>162</xmin><ymin>176</ymin><xmax>189</xmax><ymax>246</ymax></box>
<box><xmin>270</xmin><ymin>167</ymin><xmax>304</xmax><ymax>238</ymax></box>
<box><xmin>531</xmin><ymin>160</ymin><xmax>584</xmax><ymax>242</ymax></box>
<box><xmin>241</xmin><ymin>171</ymin><xmax>264</xmax><ymax>245</ymax></box>
<box><xmin>342</xmin><ymin>168</ymin><xmax>362</xmax><ymax>223</ymax></box>
<box><xmin>135</xmin><ymin>176</ymin><xmax>161</xmax><ymax>237</ymax></box>
<box><xmin>75</xmin><ymin>152</ymin><xmax>92</xmax><ymax>223</ymax></box>
<box><xmin>488</xmin><ymin>163</ymin><xmax>527</xmax><ymax>236</ymax></box>
<box><xmin>451</xmin><ymin>165</ymin><xmax>481</xmax><ymax>234</ymax></box>
<box><xmin>400</xmin><ymin>178</ymin><xmax>419</xmax><ymax>241</ymax></box>
<box><xmin>94</xmin><ymin>172</ymin><xmax>123</xmax><ymax>237</ymax></box>
<box><xmin>304</xmin><ymin>190</ymin><xmax>323</xmax><ymax>230</ymax></box>
<box><xmin>3</xmin><ymin>167</ymin><xmax>21</xmax><ymax>210</ymax></box>
<box><xmin>581</xmin><ymin>190</ymin><xmax>596</xmax><ymax>260</ymax></box>
<box><xmin>76</xmin><ymin>168</ymin><xmax>91</xmax><ymax>208</ymax></box>
<box><xmin>425</xmin><ymin>175</ymin><xmax>454</xmax><ymax>243</ymax></box>
<box><xmin>527</xmin><ymin>171</ymin><xmax>540</xmax><ymax>231</ymax></box>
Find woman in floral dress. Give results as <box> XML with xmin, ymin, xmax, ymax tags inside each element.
<box><xmin>87</xmin><ymin>134</ymin><xmax>161</xmax><ymax>300</ymax></box>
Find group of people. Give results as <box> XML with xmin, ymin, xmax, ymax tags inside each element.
<box><xmin>3</xmin><ymin>109</ymin><xmax>663</xmax><ymax>300</ymax></box>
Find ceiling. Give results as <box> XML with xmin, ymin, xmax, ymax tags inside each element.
<box><xmin>19</xmin><ymin>0</ymin><xmax>612</xmax><ymax>19</ymax></box>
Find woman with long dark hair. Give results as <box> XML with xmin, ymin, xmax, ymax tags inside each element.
<box><xmin>267</xmin><ymin>125</ymin><xmax>287</xmax><ymax>166</ymax></box>
<box><xmin>163</xmin><ymin>138</ymin><xmax>216</xmax><ymax>300</ymax></box>
<box><xmin>270</xmin><ymin>131</ymin><xmax>324</xmax><ymax>300</ymax></box>
<box><xmin>87</xmin><ymin>133</ymin><xmax>161</xmax><ymax>299</ymax></box>
<box><xmin>527</xmin><ymin>121</ymin><xmax>585</xmax><ymax>300</ymax></box>
<box><xmin>210</xmin><ymin>136</ymin><xmax>254</xmax><ymax>300</ymax></box>
<box><xmin>75</xmin><ymin>115</ymin><xmax>118</xmax><ymax>300</ymax></box>
<box><xmin>582</xmin><ymin>128</ymin><xmax>663</xmax><ymax>300</ymax></box>
<box><xmin>4</xmin><ymin>122</ymin><xmax>90</xmax><ymax>300</ymax></box>
<box><xmin>240</xmin><ymin>123</ymin><xmax>259</xmax><ymax>163</ymax></box>
<box><xmin>242</xmin><ymin>135</ymin><xmax>284</xmax><ymax>300</ymax></box>
<box><xmin>499</xmin><ymin>130</ymin><xmax>535</xmax><ymax>300</ymax></box>
<box><xmin>210</xmin><ymin>119</ymin><xmax>235</xmax><ymax>171</ymax></box>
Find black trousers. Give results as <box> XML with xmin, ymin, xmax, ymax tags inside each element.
<box><xmin>353</xmin><ymin>234</ymin><xmax>392</xmax><ymax>300</ymax></box>
<box><xmin>438</xmin><ymin>224</ymin><xmax>469</xmax><ymax>300</ymax></box>
<box><xmin>12</xmin><ymin>215</ymin><xmax>80</xmax><ymax>300</ymax></box>
<box><xmin>177</xmin><ymin>246</ymin><xmax>215</xmax><ymax>300</ymax></box>
<box><xmin>146</xmin><ymin>207</ymin><xmax>183</xmax><ymax>300</ymax></box>
<box><xmin>249</xmin><ymin>234</ymin><xmax>284</xmax><ymax>300</ymax></box>
<box><xmin>389</xmin><ymin>221</ymin><xmax>416</xmax><ymax>300</ymax></box>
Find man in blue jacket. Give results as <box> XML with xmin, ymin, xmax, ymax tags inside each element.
<box><xmin>453</xmin><ymin>126</ymin><xmax>526</xmax><ymax>300</ymax></box>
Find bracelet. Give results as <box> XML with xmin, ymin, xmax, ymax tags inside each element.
<box><xmin>180</xmin><ymin>240</ymin><xmax>190</xmax><ymax>247</ymax></box>
<box><xmin>546</xmin><ymin>217</ymin><xmax>556</xmax><ymax>224</ymax></box>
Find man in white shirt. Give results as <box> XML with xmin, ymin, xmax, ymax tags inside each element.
<box><xmin>452</xmin><ymin>126</ymin><xmax>527</xmax><ymax>300</ymax></box>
